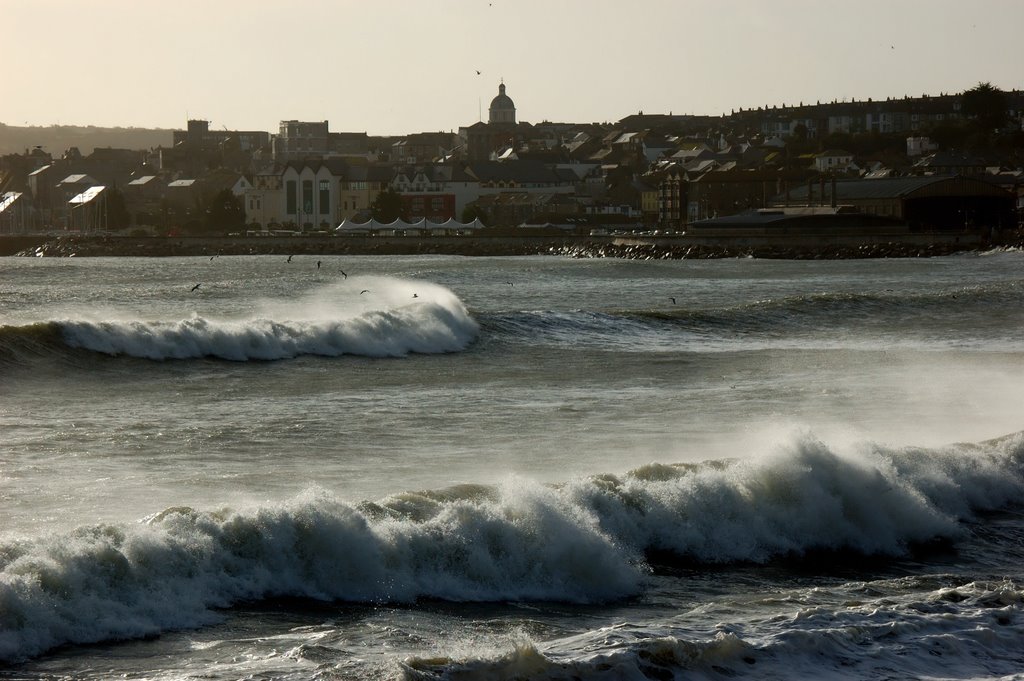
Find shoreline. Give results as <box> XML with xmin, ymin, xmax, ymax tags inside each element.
<box><xmin>4</xmin><ymin>233</ymin><xmax>1021</xmax><ymax>260</ymax></box>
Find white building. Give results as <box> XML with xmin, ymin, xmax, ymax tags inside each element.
<box><xmin>906</xmin><ymin>136</ymin><xmax>939</xmax><ymax>157</ymax></box>
<box><xmin>814</xmin><ymin>149</ymin><xmax>854</xmax><ymax>173</ymax></box>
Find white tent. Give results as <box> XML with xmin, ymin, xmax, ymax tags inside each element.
<box><xmin>335</xmin><ymin>217</ymin><xmax>485</xmax><ymax>234</ymax></box>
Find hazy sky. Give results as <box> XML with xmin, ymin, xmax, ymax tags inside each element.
<box><xmin>4</xmin><ymin>0</ymin><xmax>1021</xmax><ymax>136</ymax></box>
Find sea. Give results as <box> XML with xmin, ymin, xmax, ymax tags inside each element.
<box><xmin>2</xmin><ymin>249</ymin><xmax>1024</xmax><ymax>680</ymax></box>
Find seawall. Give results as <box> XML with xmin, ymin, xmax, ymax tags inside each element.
<box><xmin>1</xmin><ymin>230</ymin><xmax>1014</xmax><ymax>260</ymax></box>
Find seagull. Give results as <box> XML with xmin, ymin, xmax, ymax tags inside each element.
<box><xmin>412</xmin><ymin>293</ymin><xmax>418</xmax><ymax>298</ymax></box>
<box><xmin>505</xmin><ymin>281</ymin><xmax>514</xmax><ymax>286</ymax></box>
<box><xmin>286</xmin><ymin>254</ymin><xmax>293</xmax><ymax>263</ymax></box>
<box><xmin>476</xmin><ymin>70</ymin><xmax>481</xmax><ymax>75</ymax></box>
<box><xmin>210</xmin><ymin>254</ymin><xmax>218</xmax><ymax>261</ymax></box>
<box><xmin>340</xmin><ymin>270</ymin><xmax>348</xmax><ymax>279</ymax></box>
<box><xmin>669</xmin><ymin>297</ymin><xmax>676</xmax><ymax>304</ymax></box>
<box><xmin>317</xmin><ymin>260</ymin><xmax>321</xmax><ymax>270</ymax></box>
<box><xmin>190</xmin><ymin>283</ymin><xmax>201</xmax><ymax>292</ymax></box>
<box><xmin>360</xmin><ymin>289</ymin><xmax>370</xmax><ymax>294</ymax></box>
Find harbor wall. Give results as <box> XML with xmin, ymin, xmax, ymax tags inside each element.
<box><xmin>0</xmin><ymin>229</ymin><xmax>1002</xmax><ymax>258</ymax></box>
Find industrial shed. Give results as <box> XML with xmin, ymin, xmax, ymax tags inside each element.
<box><xmin>776</xmin><ymin>175</ymin><xmax>1016</xmax><ymax>231</ymax></box>
<box><xmin>687</xmin><ymin>206</ymin><xmax>908</xmax><ymax>237</ymax></box>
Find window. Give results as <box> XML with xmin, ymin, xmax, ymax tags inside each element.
<box><xmin>319</xmin><ymin>180</ymin><xmax>330</xmax><ymax>215</ymax></box>
<box><xmin>286</xmin><ymin>180</ymin><xmax>297</xmax><ymax>214</ymax></box>
<box><xmin>302</xmin><ymin>180</ymin><xmax>313</xmax><ymax>215</ymax></box>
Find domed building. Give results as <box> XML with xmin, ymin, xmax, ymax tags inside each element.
<box><xmin>462</xmin><ymin>81</ymin><xmax>521</xmax><ymax>161</ymax></box>
<box><xmin>488</xmin><ymin>82</ymin><xmax>516</xmax><ymax>125</ymax></box>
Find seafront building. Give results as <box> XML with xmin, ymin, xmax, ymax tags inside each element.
<box><xmin>0</xmin><ymin>83</ymin><xmax>1021</xmax><ymax>236</ymax></box>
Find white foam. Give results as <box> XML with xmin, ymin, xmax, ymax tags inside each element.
<box><xmin>2</xmin><ymin>430</ymin><xmax>1023</xmax><ymax>662</ymax></box>
<box><xmin>55</xmin><ymin>277</ymin><xmax>478</xmax><ymax>360</ymax></box>
<box><xmin>569</xmin><ymin>430</ymin><xmax>1024</xmax><ymax>563</ymax></box>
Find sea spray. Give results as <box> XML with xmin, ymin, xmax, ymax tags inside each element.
<box><xmin>2</xmin><ymin>430</ymin><xmax>1023</xmax><ymax>662</ymax></box>
<box><xmin>53</xmin><ymin>277</ymin><xmax>479</xmax><ymax>360</ymax></box>
<box><xmin>568</xmin><ymin>431</ymin><xmax>1024</xmax><ymax>563</ymax></box>
<box><xmin>0</xmin><ymin>483</ymin><xmax>640</xmax><ymax>663</ymax></box>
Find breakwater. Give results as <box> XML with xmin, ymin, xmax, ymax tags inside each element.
<box><xmin>3</xmin><ymin>232</ymin><xmax>1018</xmax><ymax>260</ymax></box>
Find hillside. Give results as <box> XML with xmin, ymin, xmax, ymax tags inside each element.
<box><xmin>0</xmin><ymin>123</ymin><xmax>175</xmax><ymax>155</ymax></box>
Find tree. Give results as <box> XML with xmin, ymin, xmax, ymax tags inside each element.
<box><xmin>461</xmin><ymin>204</ymin><xmax>488</xmax><ymax>224</ymax></box>
<box><xmin>371</xmin><ymin>187</ymin><xmax>405</xmax><ymax>222</ymax></box>
<box><xmin>204</xmin><ymin>188</ymin><xmax>245</xmax><ymax>233</ymax></box>
<box><xmin>962</xmin><ymin>82</ymin><xmax>1008</xmax><ymax>132</ymax></box>
<box><xmin>820</xmin><ymin>131</ymin><xmax>854</xmax><ymax>153</ymax></box>
<box><xmin>104</xmin><ymin>187</ymin><xmax>131</xmax><ymax>230</ymax></box>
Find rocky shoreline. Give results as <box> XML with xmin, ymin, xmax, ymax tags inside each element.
<box><xmin>550</xmin><ymin>240</ymin><xmax>996</xmax><ymax>260</ymax></box>
<box><xmin>8</xmin><ymin>233</ymin><xmax>1023</xmax><ymax>260</ymax></box>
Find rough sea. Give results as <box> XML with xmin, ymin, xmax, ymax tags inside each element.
<box><xmin>1</xmin><ymin>250</ymin><xmax>1024</xmax><ymax>680</ymax></box>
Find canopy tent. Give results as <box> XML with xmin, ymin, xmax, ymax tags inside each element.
<box><xmin>335</xmin><ymin>217</ymin><xmax>485</xmax><ymax>234</ymax></box>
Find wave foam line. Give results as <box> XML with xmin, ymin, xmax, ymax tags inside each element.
<box><xmin>2</xmin><ymin>431</ymin><xmax>1023</xmax><ymax>661</ymax></box>
<box><xmin>403</xmin><ymin>575</ymin><xmax>1024</xmax><ymax>681</ymax></box>
<box><xmin>56</xmin><ymin>279</ymin><xmax>478</xmax><ymax>360</ymax></box>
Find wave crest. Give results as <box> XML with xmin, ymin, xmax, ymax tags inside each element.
<box><xmin>18</xmin><ymin>278</ymin><xmax>479</xmax><ymax>361</ymax></box>
<box><xmin>2</xmin><ymin>431</ymin><xmax>1023</xmax><ymax>661</ymax></box>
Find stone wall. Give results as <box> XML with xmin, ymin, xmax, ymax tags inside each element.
<box><xmin>2</xmin><ymin>230</ymin><xmax>1012</xmax><ymax>260</ymax></box>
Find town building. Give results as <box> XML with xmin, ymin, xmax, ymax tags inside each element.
<box><xmin>776</xmin><ymin>175</ymin><xmax>1016</xmax><ymax>231</ymax></box>
<box><xmin>463</xmin><ymin>82</ymin><xmax>520</xmax><ymax>161</ymax></box>
<box><xmin>273</xmin><ymin>120</ymin><xmax>330</xmax><ymax>162</ymax></box>
<box><xmin>0</xmin><ymin>191</ymin><xmax>27</xmax><ymax>233</ymax></box>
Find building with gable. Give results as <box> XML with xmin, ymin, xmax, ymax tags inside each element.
<box><xmin>279</xmin><ymin>159</ymin><xmax>348</xmax><ymax>230</ymax></box>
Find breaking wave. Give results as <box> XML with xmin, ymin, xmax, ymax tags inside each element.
<box><xmin>0</xmin><ymin>277</ymin><xmax>478</xmax><ymax>362</ymax></box>
<box><xmin>2</xmin><ymin>429</ymin><xmax>1023</xmax><ymax>662</ymax></box>
<box><xmin>5</xmin><ymin>277</ymin><xmax>1023</xmax><ymax>365</ymax></box>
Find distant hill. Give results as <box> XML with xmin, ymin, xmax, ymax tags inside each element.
<box><xmin>0</xmin><ymin>123</ymin><xmax>175</xmax><ymax>155</ymax></box>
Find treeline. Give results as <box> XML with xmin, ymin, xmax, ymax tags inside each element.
<box><xmin>0</xmin><ymin>124</ymin><xmax>173</xmax><ymax>156</ymax></box>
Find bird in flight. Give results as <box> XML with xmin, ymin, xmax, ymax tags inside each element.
<box><xmin>191</xmin><ymin>283</ymin><xmax>201</xmax><ymax>292</ymax></box>
<box><xmin>669</xmin><ymin>297</ymin><xmax>676</xmax><ymax>304</ymax></box>
<box><xmin>286</xmin><ymin>254</ymin><xmax>293</xmax><ymax>263</ymax></box>
<box><xmin>360</xmin><ymin>289</ymin><xmax>370</xmax><ymax>295</ymax></box>
<box><xmin>317</xmin><ymin>260</ymin><xmax>321</xmax><ymax>270</ymax></box>
<box><xmin>412</xmin><ymin>293</ymin><xmax>418</xmax><ymax>298</ymax></box>
<box><xmin>340</xmin><ymin>270</ymin><xmax>348</xmax><ymax>279</ymax></box>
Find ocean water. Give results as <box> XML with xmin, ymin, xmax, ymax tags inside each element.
<box><xmin>1</xmin><ymin>250</ymin><xmax>1024</xmax><ymax>680</ymax></box>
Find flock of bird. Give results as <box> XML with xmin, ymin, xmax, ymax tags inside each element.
<box><xmin>188</xmin><ymin>254</ymin><xmax>413</xmax><ymax>299</ymax></box>
<box><xmin>190</xmin><ymin>254</ymin><xmax>680</xmax><ymax>306</ymax></box>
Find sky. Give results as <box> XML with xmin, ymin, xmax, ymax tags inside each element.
<box><xmin>3</xmin><ymin>0</ymin><xmax>1022</xmax><ymax>136</ymax></box>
